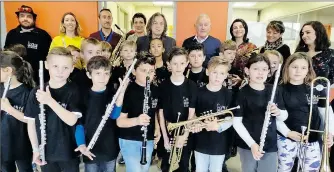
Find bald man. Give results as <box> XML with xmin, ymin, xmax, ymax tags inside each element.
<box><xmin>182</xmin><ymin>14</ymin><xmax>221</xmax><ymax>67</ymax></box>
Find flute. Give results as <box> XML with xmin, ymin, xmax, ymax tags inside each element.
<box><xmin>258</xmin><ymin>64</ymin><xmax>282</xmax><ymax>153</ymax></box>
<box><xmin>87</xmin><ymin>58</ymin><xmax>137</xmax><ymax>150</ymax></box>
<box><xmin>140</xmin><ymin>76</ymin><xmax>151</xmax><ymax>165</ymax></box>
<box><xmin>2</xmin><ymin>77</ymin><xmax>12</xmax><ymax>99</ymax></box>
<box><xmin>38</xmin><ymin>60</ymin><xmax>47</xmax><ymax>164</ymax></box>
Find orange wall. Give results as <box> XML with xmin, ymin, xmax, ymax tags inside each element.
<box><xmin>175</xmin><ymin>2</ymin><xmax>228</xmax><ymax>46</ymax></box>
<box><xmin>4</xmin><ymin>2</ymin><xmax>98</xmax><ymax>38</ymax></box>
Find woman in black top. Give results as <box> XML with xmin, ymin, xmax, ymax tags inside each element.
<box><xmin>295</xmin><ymin>21</ymin><xmax>334</xmax><ymax>84</ymax></box>
<box><xmin>260</xmin><ymin>20</ymin><xmax>291</xmax><ymax>62</ymax></box>
<box><xmin>276</xmin><ymin>52</ymin><xmax>334</xmax><ymax>171</ymax></box>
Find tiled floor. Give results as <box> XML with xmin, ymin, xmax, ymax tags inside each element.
<box><xmin>113</xmin><ymin>154</ymin><xmax>242</xmax><ymax>172</ymax></box>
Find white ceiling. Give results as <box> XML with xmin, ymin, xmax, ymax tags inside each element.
<box><xmin>131</xmin><ymin>2</ymin><xmax>277</xmax><ymax>9</ymax></box>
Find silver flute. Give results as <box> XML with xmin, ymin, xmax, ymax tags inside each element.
<box><xmin>87</xmin><ymin>58</ymin><xmax>137</xmax><ymax>150</ymax></box>
<box><xmin>2</xmin><ymin>77</ymin><xmax>12</xmax><ymax>99</ymax></box>
<box><xmin>38</xmin><ymin>60</ymin><xmax>47</xmax><ymax>164</ymax></box>
<box><xmin>258</xmin><ymin>64</ymin><xmax>282</xmax><ymax>153</ymax></box>
<box><xmin>140</xmin><ymin>76</ymin><xmax>151</xmax><ymax>165</ymax></box>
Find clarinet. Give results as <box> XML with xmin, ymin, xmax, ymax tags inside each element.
<box><xmin>2</xmin><ymin>77</ymin><xmax>12</xmax><ymax>99</ymax></box>
<box><xmin>38</xmin><ymin>61</ymin><xmax>47</xmax><ymax>164</ymax></box>
<box><xmin>87</xmin><ymin>58</ymin><xmax>138</xmax><ymax>150</ymax></box>
<box><xmin>140</xmin><ymin>76</ymin><xmax>151</xmax><ymax>165</ymax></box>
<box><xmin>258</xmin><ymin>64</ymin><xmax>282</xmax><ymax>153</ymax></box>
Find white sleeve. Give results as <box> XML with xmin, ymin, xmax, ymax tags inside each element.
<box><xmin>233</xmin><ymin>117</ymin><xmax>256</xmax><ymax>148</ymax></box>
<box><xmin>276</xmin><ymin>110</ymin><xmax>288</xmax><ymax>121</ymax></box>
<box><xmin>276</xmin><ymin>119</ymin><xmax>291</xmax><ymax>137</ymax></box>
<box><xmin>217</xmin><ymin>117</ymin><xmax>233</xmax><ymax>133</ymax></box>
<box><xmin>318</xmin><ymin>107</ymin><xmax>334</xmax><ymax>135</ymax></box>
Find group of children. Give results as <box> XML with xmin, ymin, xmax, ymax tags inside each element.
<box><xmin>1</xmin><ymin>35</ymin><xmax>334</xmax><ymax>172</ymax></box>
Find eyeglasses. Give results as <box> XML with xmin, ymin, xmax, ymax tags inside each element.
<box><xmin>18</xmin><ymin>7</ymin><xmax>32</xmax><ymax>13</ymax></box>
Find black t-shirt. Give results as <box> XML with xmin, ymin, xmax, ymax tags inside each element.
<box><xmin>111</xmin><ymin>62</ymin><xmax>135</xmax><ymax>90</ymax></box>
<box><xmin>159</xmin><ymin>78</ymin><xmax>198</xmax><ymax>123</ymax></box>
<box><xmin>153</xmin><ymin>64</ymin><xmax>171</xmax><ymax>87</ymax></box>
<box><xmin>69</xmin><ymin>68</ymin><xmax>93</xmax><ymax>92</ymax></box>
<box><xmin>188</xmin><ymin>68</ymin><xmax>208</xmax><ymax>88</ymax></box>
<box><xmin>79</xmin><ymin>88</ymin><xmax>119</xmax><ymax>163</ymax></box>
<box><xmin>1</xmin><ymin>84</ymin><xmax>32</xmax><ymax>161</ymax></box>
<box><xmin>24</xmin><ymin>82</ymin><xmax>81</xmax><ymax>161</ymax></box>
<box><xmin>194</xmin><ymin>86</ymin><xmax>233</xmax><ymax>155</ymax></box>
<box><xmin>120</xmin><ymin>82</ymin><xmax>159</xmax><ymax>141</ymax></box>
<box><xmin>235</xmin><ymin>84</ymin><xmax>285</xmax><ymax>152</ymax></box>
<box><xmin>280</xmin><ymin>83</ymin><xmax>325</xmax><ymax>142</ymax></box>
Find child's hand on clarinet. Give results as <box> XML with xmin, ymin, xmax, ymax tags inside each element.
<box><xmin>74</xmin><ymin>145</ymin><xmax>96</xmax><ymax>160</ymax></box>
<box><xmin>250</xmin><ymin>143</ymin><xmax>264</xmax><ymax>160</ymax></box>
<box><xmin>137</xmin><ymin>114</ymin><xmax>150</xmax><ymax>126</ymax></box>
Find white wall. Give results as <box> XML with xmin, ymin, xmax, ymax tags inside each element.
<box><xmin>106</xmin><ymin>2</ymin><xmax>120</xmax><ymax>33</ymax></box>
<box><xmin>232</xmin><ymin>9</ymin><xmax>259</xmax><ymax>22</ymax></box>
<box><xmin>135</xmin><ymin>6</ymin><xmax>174</xmax><ymax>36</ymax></box>
<box><xmin>259</xmin><ymin>2</ymin><xmax>334</xmax><ymax>22</ymax></box>
<box><xmin>1</xmin><ymin>1</ymin><xmax>6</xmax><ymax>48</ymax></box>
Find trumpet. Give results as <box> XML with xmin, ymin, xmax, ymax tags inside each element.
<box><xmin>297</xmin><ymin>77</ymin><xmax>331</xmax><ymax>172</ymax></box>
<box><xmin>167</xmin><ymin>106</ymin><xmax>239</xmax><ymax>132</ymax></box>
<box><xmin>167</xmin><ymin>106</ymin><xmax>239</xmax><ymax>172</ymax></box>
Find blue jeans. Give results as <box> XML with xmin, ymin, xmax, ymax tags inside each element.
<box><xmin>119</xmin><ymin>138</ymin><xmax>154</xmax><ymax>172</ymax></box>
<box><xmin>195</xmin><ymin>151</ymin><xmax>225</xmax><ymax>172</ymax></box>
<box><xmin>85</xmin><ymin>159</ymin><xmax>116</xmax><ymax>172</ymax></box>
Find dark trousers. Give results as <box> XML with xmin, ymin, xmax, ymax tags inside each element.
<box><xmin>1</xmin><ymin>159</ymin><xmax>33</xmax><ymax>172</ymax></box>
<box><xmin>40</xmin><ymin>158</ymin><xmax>79</xmax><ymax>172</ymax></box>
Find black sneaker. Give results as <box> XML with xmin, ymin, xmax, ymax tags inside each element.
<box><xmin>118</xmin><ymin>156</ymin><xmax>125</xmax><ymax>164</ymax></box>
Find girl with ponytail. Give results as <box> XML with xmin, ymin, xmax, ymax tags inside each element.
<box><xmin>0</xmin><ymin>51</ymin><xmax>35</xmax><ymax>172</ymax></box>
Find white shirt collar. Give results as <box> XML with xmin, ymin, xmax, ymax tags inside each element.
<box><xmin>194</xmin><ymin>35</ymin><xmax>209</xmax><ymax>43</ymax></box>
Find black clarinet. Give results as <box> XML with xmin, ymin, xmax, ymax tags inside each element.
<box><xmin>140</xmin><ymin>76</ymin><xmax>150</xmax><ymax>165</ymax></box>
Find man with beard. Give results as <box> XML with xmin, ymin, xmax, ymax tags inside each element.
<box><xmin>4</xmin><ymin>5</ymin><xmax>52</xmax><ymax>84</ymax></box>
<box><xmin>89</xmin><ymin>8</ymin><xmax>122</xmax><ymax>54</ymax></box>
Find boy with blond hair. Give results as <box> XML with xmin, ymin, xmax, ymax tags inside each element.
<box><xmin>25</xmin><ymin>47</ymin><xmax>82</xmax><ymax>172</ymax></box>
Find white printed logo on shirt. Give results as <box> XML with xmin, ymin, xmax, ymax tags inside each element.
<box><xmin>151</xmin><ymin>98</ymin><xmax>158</xmax><ymax>108</ymax></box>
<box><xmin>183</xmin><ymin>97</ymin><xmax>189</xmax><ymax>107</ymax></box>
<box><xmin>306</xmin><ymin>94</ymin><xmax>320</xmax><ymax>105</ymax></box>
<box><xmin>27</xmin><ymin>41</ymin><xmax>38</xmax><ymax>50</ymax></box>
<box><xmin>216</xmin><ymin>103</ymin><xmax>226</xmax><ymax>112</ymax></box>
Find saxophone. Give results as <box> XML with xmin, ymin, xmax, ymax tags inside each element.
<box><xmin>258</xmin><ymin>64</ymin><xmax>282</xmax><ymax>153</ymax></box>
<box><xmin>140</xmin><ymin>76</ymin><xmax>151</xmax><ymax>165</ymax></box>
<box><xmin>38</xmin><ymin>60</ymin><xmax>47</xmax><ymax>164</ymax></box>
<box><xmin>87</xmin><ymin>58</ymin><xmax>138</xmax><ymax>150</ymax></box>
<box><xmin>111</xmin><ymin>36</ymin><xmax>125</xmax><ymax>67</ymax></box>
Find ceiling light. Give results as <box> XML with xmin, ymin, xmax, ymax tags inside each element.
<box><xmin>233</xmin><ymin>2</ymin><xmax>257</xmax><ymax>7</ymax></box>
<box><xmin>153</xmin><ymin>1</ymin><xmax>173</xmax><ymax>6</ymax></box>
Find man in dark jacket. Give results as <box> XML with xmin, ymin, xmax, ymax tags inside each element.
<box><xmin>5</xmin><ymin>5</ymin><xmax>52</xmax><ymax>84</ymax></box>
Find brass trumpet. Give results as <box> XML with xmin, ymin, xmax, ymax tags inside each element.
<box><xmin>167</xmin><ymin>106</ymin><xmax>239</xmax><ymax>132</ymax></box>
<box><xmin>167</xmin><ymin>106</ymin><xmax>239</xmax><ymax>172</ymax></box>
<box><xmin>297</xmin><ymin>77</ymin><xmax>331</xmax><ymax>172</ymax></box>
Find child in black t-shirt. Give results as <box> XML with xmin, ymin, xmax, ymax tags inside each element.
<box><xmin>192</xmin><ymin>56</ymin><xmax>234</xmax><ymax>172</ymax></box>
<box><xmin>116</xmin><ymin>52</ymin><xmax>160</xmax><ymax>172</ymax></box>
<box><xmin>233</xmin><ymin>54</ymin><xmax>287</xmax><ymax>172</ymax></box>
<box><xmin>74</xmin><ymin>56</ymin><xmax>128</xmax><ymax>172</ymax></box>
<box><xmin>111</xmin><ymin>40</ymin><xmax>137</xmax><ymax>90</ymax></box>
<box><xmin>159</xmin><ymin>47</ymin><xmax>198</xmax><ymax>172</ymax></box>
<box><xmin>276</xmin><ymin>52</ymin><xmax>334</xmax><ymax>171</ymax></box>
<box><xmin>149</xmin><ymin>38</ymin><xmax>170</xmax><ymax>87</ymax></box>
<box><xmin>0</xmin><ymin>51</ymin><xmax>35</xmax><ymax>172</ymax></box>
<box><xmin>25</xmin><ymin>47</ymin><xmax>82</xmax><ymax>172</ymax></box>
<box><xmin>263</xmin><ymin>50</ymin><xmax>283</xmax><ymax>84</ymax></box>
<box><xmin>186</xmin><ymin>42</ymin><xmax>208</xmax><ymax>88</ymax></box>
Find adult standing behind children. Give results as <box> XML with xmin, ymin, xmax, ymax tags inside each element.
<box><xmin>89</xmin><ymin>8</ymin><xmax>122</xmax><ymax>53</ymax></box>
<box><xmin>4</xmin><ymin>5</ymin><xmax>52</xmax><ymax>84</ymax></box>
<box><xmin>49</xmin><ymin>12</ymin><xmax>84</xmax><ymax>50</ymax></box>
<box><xmin>182</xmin><ymin>14</ymin><xmax>221</xmax><ymax>68</ymax></box>
<box><xmin>127</xmin><ymin>13</ymin><xmax>147</xmax><ymax>42</ymax></box>
<box><xmin>136</xmin><ymin>12</ymin><xmax>176</xmax><ymax>62</ymax></box>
